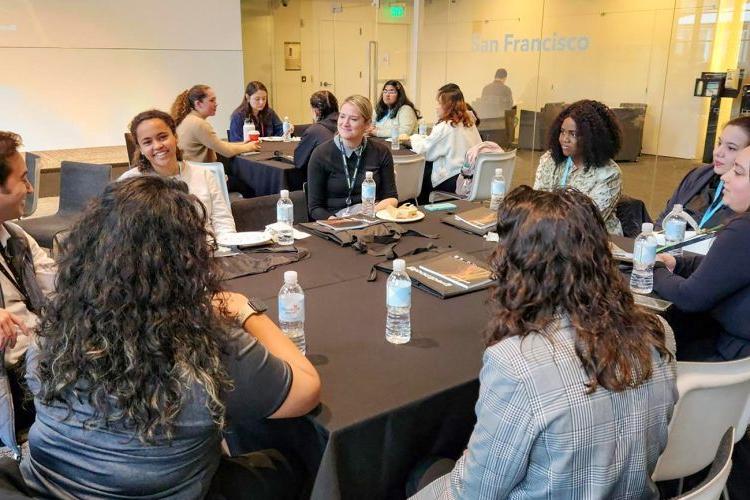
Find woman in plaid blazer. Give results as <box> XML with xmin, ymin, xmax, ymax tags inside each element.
<box><xmin>412</xmin><ymin>186</ymin><xmax>677</xmax><ymax>500</ymax></box>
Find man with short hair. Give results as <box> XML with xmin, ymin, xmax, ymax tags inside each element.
<box><xmin>480</xmin><ymin>68</ymin><xmax>514</xmax><ymax>116</ymax></box>
<box><xmin>0</xmin><ymin>131</ymin><xmax>56</xmax><ymax>440</ymax></box>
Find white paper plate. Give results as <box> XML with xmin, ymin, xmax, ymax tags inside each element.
<box><xmin>216</xmin><ymin>231</ymin><xmax>272</xmax><ymax>248</ymax></box>
<box><xmin>376</xmin><ymin>209</ymin><xmax>425</xmax><ymax>223</ymax></box>
<box><xmin>260</xmin><ymin>136</ymin><xmax>301</xmax><ymax>142</ymax></box>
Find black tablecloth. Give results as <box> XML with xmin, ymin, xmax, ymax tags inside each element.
<box><xmin>230</xmin><ymin>142</ymin><xmax>305</xmax><ymax>197</ymax></box>
<box><xmin>229</xmin><ymin>140</ymin><xmax>419</xmax><ymax>199</ymax></box>
<box><xmin>224</xmin><ymin>200</ymin><xmax>493</xmax><ymax>499</ymax></box>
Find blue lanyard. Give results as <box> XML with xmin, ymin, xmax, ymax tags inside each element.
<box><xmin>560</xmin><ymin>156</ymin><xmax>573</xmax><ymax>187</ymax></box>
<box><xmin>698</xmin><ymin>180</ymin><xmax>724</xmax><ymax>229</ymax></box>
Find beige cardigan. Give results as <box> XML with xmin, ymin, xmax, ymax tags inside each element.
<box><xmin>177</xmin><ymin>110</ymin><xmax>250</xmax><ymax>162</ymax></box>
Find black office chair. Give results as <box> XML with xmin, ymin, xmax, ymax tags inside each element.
<box><xmin>18</xmin><ymin>161</ymin><xmax>112</xmax><ymax>248</ymax></box>
<box><xmin>616</xmin><ymin>194</ymin><xmax>653</xmax><ymax>238</ymax></box>
<box><xmin>231</xmin><ymin>191</ymin><xmax>308</xmax><ymax>232</ymax></box>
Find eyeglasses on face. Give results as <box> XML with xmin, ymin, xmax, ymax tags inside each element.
<box><xmin>382</xmin><ymin>90</ymin><xmax>398</xmax><ymax>95</ymax></box>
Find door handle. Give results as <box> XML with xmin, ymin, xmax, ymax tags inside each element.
<box><xmin>321</xmin><ymin>81</ymin><xmax>332</xmax><ymax>87</ymax></box>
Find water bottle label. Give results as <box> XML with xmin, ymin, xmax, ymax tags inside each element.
<box><xmin>633</xmin><ymin>239</ymin><xmax>657</xmax><ymax>266</ymax></box>
<box><xmin>279</xmin><ymin>293</ymin><xmax>305</xmax><ymax>322</ymax></box>
<box><xmin>362</xmin><ymin>184</ymin><xmax>376</xmax><ymax>200</ymax></box>
<box><xmin>387</xmin><ymin>282</ymin><xmax>411</xmax><ymax>308</ymax></box>
<box><xmin>664</xmin><ymin>219</ymin><xmax>686</xmax><ymax>241</ymax></box>
<box><xmin>491</xmin><ymin>180</ymin><xmax>506</xmax><ymax>196</ymax></box>
<box><xmin>283</xmin><ymin>122</ymin><xmax>290</xmax><ymax>134</ymax></box>
<box><xmin>277</xmin><ymin>205</ymin><xmax>293</xmax><ymax>222</ymax></box>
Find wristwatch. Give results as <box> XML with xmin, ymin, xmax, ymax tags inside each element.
<box><xmin>237</xmin><ymin>297</ymin><xmax>268</xmax><ymax>326</ymax></box>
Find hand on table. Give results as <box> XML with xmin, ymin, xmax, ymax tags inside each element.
<box><xmin>0</xmin><ymin>309</ymin><xmax>28</xmax><ymax>350</ymax></box>
<box><xmin>243</xmin><ymin>141</ymin><xmax>261</xmax><ymax>152</ymax></box>
<box><xmin>656</xmin><ymin>253</ymin><xmax>677</xmax><ymax>273</ymax></box>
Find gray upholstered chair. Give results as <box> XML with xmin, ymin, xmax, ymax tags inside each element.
<box><xmin>17</xmin><ymin>161</ymin><xmax>112</xmax><ymax>248</ymax></box>
<box><xmin>22</xmin><ymin>153</ymin><xmax>41</xmax><ymax>218</ymax></box>
<box><xmin>231</xmin><ymin>191</ymin><xmax>308</xmax><ymax>232</ymax></box>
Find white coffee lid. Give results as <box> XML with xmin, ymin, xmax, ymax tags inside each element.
<box><xmin>642</xmin><ymin>222</ymin><xmax>654</xmax><ymax>233</ymax></box>
<box><xmin>365</xmin><ymin>171</ymin><xmax>374</xmax><ymax>179</ymax></box>
<box><xmin>280</xmin><ymin>189</ymin><xmax>289</xmax><ymax>198</ymax></box>
<box><xmin>393</xmin><ymin>259</ymin><xmax>406</xmax><ymax>272</ymax></box>
<box><xmin>284</xmin><ymin>270</ymin><xmax>298</xmax><ymax>284</ymax></box>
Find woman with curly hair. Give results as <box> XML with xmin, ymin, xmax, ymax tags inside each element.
<box><xmin>15</xmin><ymin>176</ymin><xmax>320</xmax><ymax>498</ymax></box>
<box><xmin>372</xmin><ymin>80</ymin><xmax>421</xmax><ymax>138</ymax></box>
<box><xmin>120</xmin><ymin>109</ymin><xmax>236</xmax><ymax>238</ymax></box>
<box><xmin>410</xmin><ymin>84</ymin><xmax>482</xmax><ymax>203</ymax></box>
<box><xmin>171</xmin><ymin>84</ymin><xmax>260</xmax><ymax>163</ymax></box>
<box><xmin>533</xmin><ymin>99</ymin><xmax>624</xmax><ymax>234</ymax></box>
<box><xmin>411</xmin><ymin>186</ymin><xmax>676</xmax><ymax>500</ymax></box>
<box><xmin>229</xmin><ymin>81</ymin><xmax>289</xmax><ymax>141</ymax></box>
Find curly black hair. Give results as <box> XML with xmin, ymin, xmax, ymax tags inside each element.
<box><xmin>36</xmin><ymin>176</ymin><xmax>232</xmax><ymax>443</ymax></box>
<box><xmin>548</xmin><ymin>99</ymin><xmax>622</xmax><ymax>169</ymax></box>
<box><xmin>486</xmin><ymin>186</ymin><xmax>671</xmax><ymax>392</ymax></box>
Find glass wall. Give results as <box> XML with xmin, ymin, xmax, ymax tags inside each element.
<box><xmin>241</xmin><ymin>0</ymin><xmax>750</xmax><ymax>165</ymax></box>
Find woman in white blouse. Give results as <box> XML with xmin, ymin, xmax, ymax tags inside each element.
<box><xmin>119</xmin><ymin>109</ymin><xmax>236</xmax><ymax>239</ymax></box>
<box><xmin>410</xmin><ymin>84</ymin><xmax>482</xmax><ymax>202</ymax></box>
<box><xmin>372</xmin><ymin>80</ymin><xmax>420</xmax><ymax>138</ymax></box>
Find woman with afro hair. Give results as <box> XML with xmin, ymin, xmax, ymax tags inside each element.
<box><xmin>533</xmin><ymin>99</ymin><xmax>624</xmax><ymax>235</ymax></box>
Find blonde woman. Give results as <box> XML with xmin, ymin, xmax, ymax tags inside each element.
<box><xmin>171</xmin><ymin>84</ymin><xmax>259</xmax><ymax>163</ymax></box>
<box><xmin>307</xmin><ymin>95</ymin><xmax>398</xmax><ymax>220</ymax></box>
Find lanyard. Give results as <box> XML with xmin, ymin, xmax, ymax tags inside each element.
<box><xmin>560</xmin><ymin>156</ymin><xmax>573</xmax><ymax>187</ymax></box>
<box><xmin>699</xmin><ymin>180</ymin><xmax>724</xmax><ymax>229</ymax></box>
<box><xmin>336</xmin><ymin>136</ymin><xmax>366</xmax><ymax>206</ymax></box>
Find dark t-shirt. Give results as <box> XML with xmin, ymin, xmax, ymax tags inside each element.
<box><xmin>307</xmin><ymin>138</ymin><xmax>398</xmax><ymax>220</ymax></box>
<box><xmin>20</xmin><ymin>328</ymin><xmax>291</xmax><ymax>499</ymax></box>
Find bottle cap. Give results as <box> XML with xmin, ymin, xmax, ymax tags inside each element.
<box><xmin>642</xmin><ymin>222</ymin><xmax>654</xmax><ymax>233</ymax></box>
<box><xmin>673</xmin><ymin>204</ymin><xmax>683</xmax><ymax>212</ymax></box>
<box><xmin>495</xmin><ymin>168</ymin><xmax>503</xmax><ymax>175</ymax></box>
<box><xmin>393</xmin><ymin>259</ymin><xmax>406</xmax><ymax>272</ymax></box>
<box><xmin>280</xmin><ymin>189</ymin><xmax>289</xmax><ymax>198</ymax></box>
<box><xmin>365</xmin><ymin>171</ymin><xmax>374</xmax><ymax>179</ymax></box>
<box><xmin>284</xmin><ymin>270</ymin><xmax>298</xmax><ymax>284</ymax></box>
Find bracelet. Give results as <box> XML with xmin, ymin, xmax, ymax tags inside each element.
<box><xmin>236</xmin><ymin>302</ymin><xmax>257</xmax><ymax>327</ymax></box>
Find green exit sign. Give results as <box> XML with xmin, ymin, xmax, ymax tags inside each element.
<box><xmin>389</xmin><ymin>4</ymin><xmax>405</xmax><ymax>18</ymax></box>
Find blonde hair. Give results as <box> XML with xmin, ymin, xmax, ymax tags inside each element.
<box><xmin>170</xmin><ymin>85</ymin><xmax>211</xmax><ymax>127</ymax></box>
<box><xmin>341</xmin><ymin>95</ymin><xmax>373</xmax><ymax>123</ymax></box>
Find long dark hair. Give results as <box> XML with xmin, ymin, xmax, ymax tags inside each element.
<box><xmin>36</xmin><ymin>176</ymin><xmax>232</xmax><ymax>443</ymax></box>
<box><xmin>548</xmin><ymin>99</ymin><xmax>622</xmax><ymax>169</ymax></box>
<box><xmin>170</xmin><ymin>84</ymin><xmax>210</xmax><ymax>126</ymax></box>
<box><xmin>310</xmin><ymin>90</ymin><xmax>338</xmax><ymax>122</ymax></box>
<box><xmin>128</xmin><ymin>109</ymin><xmax>183</xmax><ymax>173</ymax></box>
<box><xmin>375</xmin><ymin>80</ymin><xmax>421</xmax><ymax>122</ymax></box>
<box><xmin>233</xmin><ymin>81</ymin><xmax>271</xmax><ymax>131</ymax></box>
<box><xmin>486</xmin><ymin>186</ymin><xmax>671</xmax><ymax>392</ymax></box>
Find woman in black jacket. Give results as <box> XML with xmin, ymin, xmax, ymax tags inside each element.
<box><xmin>294</xmin><ymin>91</ymin><xmax>339</xmax><ymax>171</ymax></box>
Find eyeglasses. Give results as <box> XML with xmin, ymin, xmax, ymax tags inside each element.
<box><xmin>382</xmin><ymin>90</ymin><xmax>398</xmax><ymax>95</ymax></box>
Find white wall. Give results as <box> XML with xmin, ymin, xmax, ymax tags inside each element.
<box><xmin>0</xmin><ymin>0</ymin><xmax>244</xmax><ymax>151</ymax></box>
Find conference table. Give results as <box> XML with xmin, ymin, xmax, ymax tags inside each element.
<box><xmin>229</xmin><ymin>139</ymin><xmax>420</xmax><ymax>198</ymax></box>
<box><xmin>223</xmin><ymin>200</ymin><xmax>495</xmax><ymax>499</ymax></box>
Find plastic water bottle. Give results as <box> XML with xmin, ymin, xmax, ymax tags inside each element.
<box><xmin>386</xmin><ymin>259</ymin><xmax>411</xmax><ymax>344</ymax></box>
<box><xmin>282</xmin><ymin>116</ymin><xmax>291</xmax><ymax>142</ymax></box>
<box><xmin>243</xmin><ymin>119</ymin><xmax>256</xmax><ymax>142</ymax></box>
<box><xmin>390</xmin><ymin>124</ymin><xmax>400</xmax><ymax>150</ymax></box>
<box><xmin>489</xmin><ymin>168</ymin><xmax>506</xmax><ymax>211</ymax></box>
<box><xmin>361</xmin><ymin>171</ymin><xmax>376</xmax><ymax>217</ymax></box>
<box><xmin>276</xmin><ymin>189</ymin><xmax>294</xmax><ymax>246</ymax></box>
<box><xmin>418</xmin><ymin>120</ymin><xmax>427</xmax><ymax>136</ymax></box>
<box><xmin>278</xmin><ymin>271</ymin><xmax>305</xmax><ymax>353</ymax></box>
<box><xmin>630</xmin><ymin>222</ymin><xmax>657</xmax><ymax>294</ymax></box>
<box><xmin>664</xmin><ymin>204</ymin><xmax>687</xmax><ymax>257</ymax></box>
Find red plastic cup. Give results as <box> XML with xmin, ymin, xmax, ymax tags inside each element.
<box><xmin>248</xmin><ymin>130</ymin><xmax>260</xmax><ymax>142</ymax></box>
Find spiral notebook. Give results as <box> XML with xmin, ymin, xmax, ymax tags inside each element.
<box><xmin>442</xmin><ymin>207</ymin><xmax>497</xmax><ymax>235</ymax></box>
